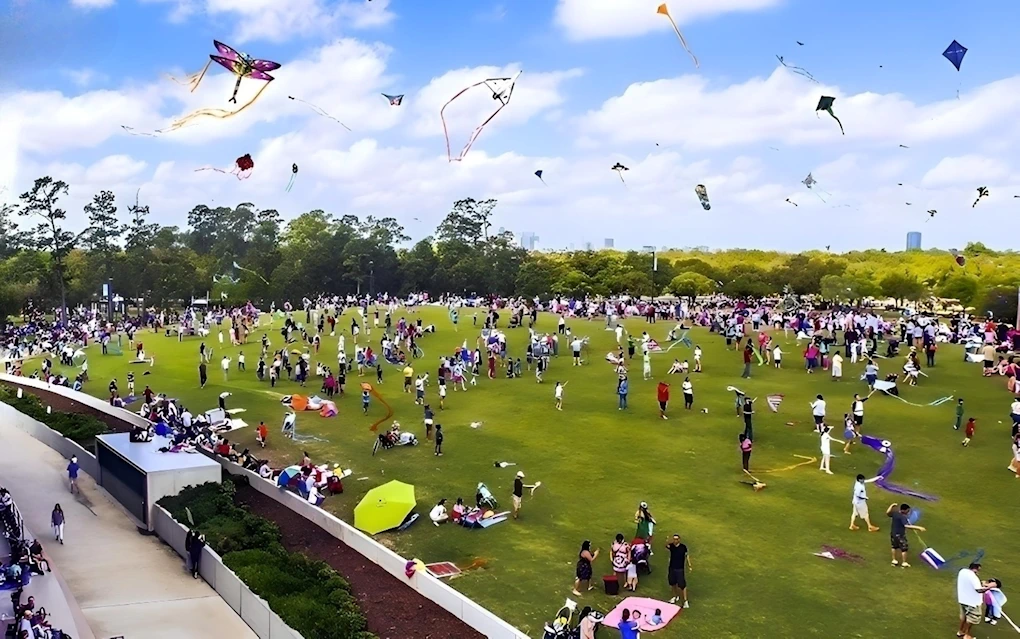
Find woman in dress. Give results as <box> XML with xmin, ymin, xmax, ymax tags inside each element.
<box><xmin>635</xmin><ymin>502</ymin><xmax>656</xmax><ymax>545</ymax></box>
<box><xmin>572</xmin><ymin>540</ymin><xmax>599</xmax><ymax>596</ymax></box>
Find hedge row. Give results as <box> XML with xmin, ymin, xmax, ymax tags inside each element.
<box><xmin>0</xmin><ymin>384</ymin><xmax>109</xmax><ymax>446</ymax></box>
<box><xmin>159</xmin><ymin>478</ymin><xmax>375</xmax><ymax>639</ymax></box>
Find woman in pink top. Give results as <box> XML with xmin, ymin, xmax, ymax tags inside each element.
<box><xmin>804</xmin><ymin>343</ymin><xmax>820</xmax><ymax>373</ymax></box>
<box><xmin>739</xmin><ymin>433</ymin><xmax>753</xmax><ymax>471</ymax></box>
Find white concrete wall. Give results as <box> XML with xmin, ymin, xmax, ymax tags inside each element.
<box><xmin>0</xmin><ymin>374</ymin><xmax>528</xmax><ymax>639</ymax></box>
<box><xmin>151</xmin><ymin>506</ymin><xmax>304</xmax><ymax>639</ymax></box>
<box><xmin>0</xmin><ymin>400</ymin><xmax>98</xmax><ymax>478</ymax></box>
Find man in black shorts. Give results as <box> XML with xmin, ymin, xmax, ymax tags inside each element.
<box><xmin>886</xmin><ymin>502</ymin><xmax>925</xmax><ymax>567</ymax></box>
<box><xmin>666</xmin><ymin>534</ymin><xmax>692</xmax><ymax>607</ymax></box>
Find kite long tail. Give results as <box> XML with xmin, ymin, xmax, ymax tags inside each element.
<box><xmin>660</xmin><ymin>7</ymin><xmax>699</xmax><ymax>68</ymax></box>
<box><xmin>160</xmin><ymin>81</ymin><xmax>271</xmax><ymax>133</ymax></box>
<box><xmin>234</xmin><ymin>263</ymin><xmax>270</xmax><ymax>286</ymax></box>
<box><xmin>167</xmin><ymin>60</ymin><xmax>212</xmax><ymax>93</ymax></box>
<box><xmin>368</xmin><ymin>387</ymin><xmax>394</xmax><ymax>432</ymax></box>
<box><xmin>827</xmin><ymin>109</ymin><xmax>845</xmax><ymax>135</ymax></box>
<box><xmin>285</xmin><ymin>173</ymin><xmax>296</xmax><ymax>193</ymax></box>
<box><xmin>288</xmin><ymin>96</ymin><xmax>352</xmax><ymax>131</ymax></box>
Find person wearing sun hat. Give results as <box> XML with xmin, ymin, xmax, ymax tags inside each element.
<box><xmin>511</xmin><ymin>471</ymin><xmax>536</xmax><ymax>520</ymax></box>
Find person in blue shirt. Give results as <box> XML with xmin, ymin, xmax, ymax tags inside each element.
<box><xmin>362</xmin><ymin>388</ymin><xmax>371</xmax><ymax>415</ymax></box>
<box><xmin>67</xmin><ymin>456</ymin><xmax>80</xmax><ymax>494</ymax></box>
<box><xmin>617</xmin><ymin>609</ymin><xmax>639</xmax><ymax>639</ymax></box>
<box><xmin>617</xmin><ymin>376</ymin><xmax>629</xmax><ymax>410</ymax></box>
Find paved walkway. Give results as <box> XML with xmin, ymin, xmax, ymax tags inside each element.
<box><xmin>0</xmin><ymin>421</ymin><xmax>257</xmax><ymax>639</ymax></box>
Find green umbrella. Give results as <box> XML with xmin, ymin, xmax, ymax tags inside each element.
<box><xmin>354</xmin><ymin>480</ymin><xmax>416</xmax><ymax>534</ymax></box>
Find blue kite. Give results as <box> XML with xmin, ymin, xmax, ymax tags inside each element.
<box><xmin>943</xmin><ymin>40</ymin><xmax>966</xmax><ymax>71</ymax></box>
<box><xmin>534</xmin><ymin>170</ymin><xmax>546</xmax><ymax>185</ymax></box>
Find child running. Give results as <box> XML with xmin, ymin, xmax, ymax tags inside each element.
<box><xmin>555</xmin><ymin>381</ymin><xmax>568</xmax><ymax>411</ymax></box>
<box><xmin>962</xmin><ymin>417</ymin><xmax>976</xmax><ymax>446</ymax></box>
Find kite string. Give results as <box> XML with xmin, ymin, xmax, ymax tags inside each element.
<box><xmin>441</xmin><ymin>80</ymin><xmax>512</xmax><ymax>162</ymax></box>
<box><xmin>661</xmin><ymin>10</ymin><xmax>699</xmax><ymax>68</ymax></box>
<box><xmin>160</xmin><ymin>81</ymin><xmax>271</xmax><ymax>133</ymax></box>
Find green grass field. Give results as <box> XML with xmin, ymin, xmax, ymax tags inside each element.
<box><xmin>39</xmin><ymin>308</ymin><xmax>1020</xmax><ymax>638</ymax></box>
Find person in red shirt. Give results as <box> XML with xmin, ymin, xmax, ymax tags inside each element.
<box><xmin>742</xmin><ymin>343</ymin><xmax>753</xmax><ymax>378</ymax></box>
<box><xmin>256</xmin><ymin>421</ymin><xmax>268</xmax><ymax>448</ymax></box>
<box><xmin>962</xmin><ymin>418</ymin><xmax>976</xmax><ymax>447</ymax></box>
<box><xmin>657</xmin><ymin>382</ymin><xmax>670</xmax><ymax>420</ymax></box>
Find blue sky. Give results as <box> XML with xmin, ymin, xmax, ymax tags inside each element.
<box><xmin>3</xmin><ymin>0</ymin><xmax>1020</xmax><ymax>251</ymax></box>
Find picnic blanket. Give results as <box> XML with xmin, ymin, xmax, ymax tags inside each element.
<box><xmin>603</xmin><ymin>597</ymin><xmax>681</xmax><ymax>631</ymax></box>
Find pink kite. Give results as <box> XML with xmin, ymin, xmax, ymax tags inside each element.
<box><xmin>603</xmin><ymin>597</ymin><xmax>681</xmax><ymax>631</ymax></box>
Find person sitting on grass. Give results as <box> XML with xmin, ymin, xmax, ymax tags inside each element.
<box><xmin>429</xmin><ymin>499</ymin><xmax>449</xmax><ymax>526</ymax></box>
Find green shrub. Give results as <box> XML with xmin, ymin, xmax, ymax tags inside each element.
<box><xmin>0</xmin><ymin>384</ymin><xmax>109</xmax><ymax>446</ymax></box>
<box><xmin>160</xmin><ymin>483</ymin><xmax>374</xmax><ymax>639</ymax></box>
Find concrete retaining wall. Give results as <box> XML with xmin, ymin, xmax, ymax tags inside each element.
<box><xmin>0</xmin><ymin>400</ymin><xmax>98</xmax><ymax>478</ymax></box>
<box><xmin>151</xmin><ymin>505</ymin><xmax>303</xmax><ymax>639</ymax></box>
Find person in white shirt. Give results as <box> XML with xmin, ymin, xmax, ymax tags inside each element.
<box><xmin>282</xmin><ymin>412</ymin><xmax>296</xmax><ymax>438</ymax></box>
<box><xmin>554</xmin><ymin>381</ymin><xmax>567</xmax><ymax>410</ymax></box>
<box><xmin>221</xmin><ymin>355</ymin><xmax>231</xmax><ymax>380</ymax></box>
<box><xmin>830</xmin><ymin>351</ymin><xmax>843</xmax><ymax>379</ymax></box>
<box><xmin>811</xmin><ymin>395</ymin><xmax>827</xmax><ymax>431</ymax></box>
<box><xmin>615</xmin><ymin>324</ymin><xmax>624</xmax><ymax>345</ymax></box>
<box><xmin>819</xmin><ymin>425</ymin><xmax>843</xmax><ymax>474</ymax></box>
<box><xmin>429</xmin><ymin>499</ymin><xmax>449</xmax><ymax>526</ymax></box>
<box><xmin>682</xmin><ymin>378</ymin><xmax>694</xmax><ymax>409</ymax></box>
<box><xmin>773</xmin><ymin>345</ymin><xmax>783</xmax><ymax>369</ymax></box>
<box><xmin>849</xmin><ymin>473</ymin><xmax>880</xmax><ymax>531</ymax></box>
<box><xmin>957</xmin><ymin>563</ymin><xmax>988</xmax><ymax>639</ymax></box>
<box><xmin>258</xmin><ymin>462</ymin><xmax>272</xmax><ymax>479</ymax></box>
<box><xmin>693</xmin><ymin>346</ymin><xmax>702</xmax><ymax>373</ymax></box>
<box><xmin>570</xmin><ymin>338</ymin><xmax>583</xmax><ymax>366</ymax></box>
<box><xmin>182</xmin><ymin>409</ymin><xmax>193</xmax><ymax>428</ymax></box>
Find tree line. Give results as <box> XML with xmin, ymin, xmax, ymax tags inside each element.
<box><xmin>0</xmin><ymin>175</ymin><xmax>1017</xmax><ymax>321</ymax></box>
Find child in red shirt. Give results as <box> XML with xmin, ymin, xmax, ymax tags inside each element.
<box><xmin>962</xmin><ymin>418</ymin><xmax>976</xmax><ymax>447</ymax></box>
<box><xmin>657</xmin><ymin>382</ymin><xmax>670</xmax><ymax>420</ymax></box>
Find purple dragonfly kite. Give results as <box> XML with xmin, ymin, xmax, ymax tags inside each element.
<box><xmin>209</xmin><ymin>40</ymin><xmax>281</xmax><ymax>104</ymax></box>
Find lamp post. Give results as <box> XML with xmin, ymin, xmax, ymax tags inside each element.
<box><xmin>368</xmin><ymin>260</ymin><xmax>375</xmax><ymax>299</ymax></box>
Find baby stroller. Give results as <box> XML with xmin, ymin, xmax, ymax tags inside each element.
<box><xmin>631</xmin><ymin>537</ymin><xmax>652</xmax><ymax>575</ymax></box>
<box><xmin>475</xmin><ymin>483</ymin><xmax>498</xmax><ymax>509</ymax></box>
<box><xmin>543</xmin><ymin>599</ymin><xmax>577</xmax><ymax>639</ymax></box>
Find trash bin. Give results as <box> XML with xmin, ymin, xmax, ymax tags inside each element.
<box><xmin>603</xmin><ymin>574</ymin><xmax>619</xmax><ymax>596</ymax></box>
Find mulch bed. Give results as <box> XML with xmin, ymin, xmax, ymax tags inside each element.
<box><xmin>2</xmin><ymin>379</ymin><xmax>483</xmax><ymax>639</ymax></box>
<box><xmin>237</xmin><ymin>483</ymin><xmax>483</xmax><ymax>639</ymax></box>
<box><xmin>1</xmin><ymin>380</ymin><xmax>133</xmax><ymax>434</ymax></box>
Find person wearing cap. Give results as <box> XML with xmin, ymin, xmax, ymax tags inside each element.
<box><xmin>512</xmin><ymin>471</ymin><xmax>536</xmax><ymax>520</ymax></box>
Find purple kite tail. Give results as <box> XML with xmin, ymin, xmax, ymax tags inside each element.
<box><xmin>861</xmin><ymin>435</ymin><xmax>938</xmax><ymax>501</ymax></box>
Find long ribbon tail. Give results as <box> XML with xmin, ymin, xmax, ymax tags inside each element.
<box><xmin>368</xmin><ymin>387</ymin><xmax>394</xmax><ymax>432</ymax></box>
<box><xmin>824</xmin><ymin>108</ymin><xmax>848</xmax><ymax>134</ymax></box>
<box><xmin>167</xmin><ymin>60</ymin><xmax>212</xmax><ymax>93</ymax></box>
<box><xmin>235</xmin><ymin>263</ymin><xmax>270</xmax><ymax>286</ymax></box>
<box><xmin>664</xmin><ymin>14</ymin><xmax>699</xmax><ymax>68</ymax></box>
<box><xmin>1000</xmin><ymin>612</ymin><xmax>1020</xmax><ymax>634</ymax></box>
<box><xmin>289</xmin><ymin>96</ymin><xmax>352</xmax><ymax>131</ymax></box>
<box><xmin>285</xmin><ymin>173</ymin><xmax>296</xmax><ymax>193</ymax></box>
<box><xmin>775</xmin><ymin>56</ymin><xmax>818</xmax><ymax>83</ymax></box>
<box><xmin>160</xmin><ymin>81</ymin><xmax>271</xmax><ymax>133</ymax></box>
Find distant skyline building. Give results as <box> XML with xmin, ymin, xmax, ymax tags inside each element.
<box><xmin>604</xmin><ymin>238</ymin><xmax>614</xmax><ymax>248</ymax></box>
<box><xmin>520</xmin><ymin>232</ymin><xmax>539</xmax><ymax>251</ymax></box>
<box><xmin>906</xmin><ymin>231</ymin><xmax>922</xmax><ymax>250</ymax></box>
<box><xmin>583</xmin><ymin>241</ymin><xmax>593</xmax><ymax>251</ymax></box>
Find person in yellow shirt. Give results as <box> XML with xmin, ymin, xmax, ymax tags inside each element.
<box><xmin>403</xmin><ymin>365</ymin><xmax>414</xmax><ymax>393</ymax></box>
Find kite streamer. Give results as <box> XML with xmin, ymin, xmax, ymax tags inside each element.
<box><xmin>196</xmin><ymin>153</ymin><xmax>255</xmax><ymax>180</ymax></box>
<box><xmin>760</xmin><ymin>454</ymin><xmax>816</xmax><ymax>474</ymax></box>
<box><xmin>861</xmin><ymin>435</ymin><xmax>938</xmax><ymax>501</ymax></box>
<box><xmin>657</xmin><ymin>3</ymin><xmax>699</xmax><ymax>68</ymax></box>
<box><xmin>285</xmin><ymin>164</ymin><xmax>298</xmax><ymax>192</ymax></box>
<box><xmin>611</xmin><ymin>162</ymin><xmax>629</xmax><ymax>184</ymax></box>
<box><xmin>363</xmin><ymin>383</ymin><xmax>394</xmax><ymax>432</ymax></box>
<box><xmin>876</xmin><ymin>386</ymin><xmax>953</xmax><ymax>407</ymax></box>
<box><xmin>441</xmin><ymin>72</ymin><xmax>521</xmax><ymax>162</ymax></box>
<box><xmin>776</xmin><ymin>55</ymin><xmax>818</xmax><ymax>83</ymax></box>
<box><xmin>232</xmin><ymin>260</ymin><xmax>270</xmax><ymax>285</ymax></box>
<box><xmin>288</xmin><ymin>96</ymin><xmax>352</xmax><ymax>131</ymax></box>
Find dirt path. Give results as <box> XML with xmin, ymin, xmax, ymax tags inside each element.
<box><xmin>2</xmin><ymin>378</ymin><xmax>483</xmax><ymax>639</ymax></box>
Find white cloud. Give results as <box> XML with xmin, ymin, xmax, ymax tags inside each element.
<box><xmin>921</xmin><ymin>155</ymin><xmax>1011</xmax><ymax>188</ymax></box>
<box><xmin>554</xmin><ymin>0</ymin><xmax>780</xmax><ymax>41</ymax></box>
<box><xmin>145</xmin><ymin>0</ymin><xmax>394</xmax><ymax>42</ymax></box>
<box><xmin>61</xmin><ymin>68</ymin><xmax>107</xmax><ymax>88</ymax></box>
<box><xmin>579</xmin><ymin>68</ymin><xmax>1020</xmax><ymax>151</ymax></box>
<box><xmin>409</xmin><ymin>65</ymin><xmax>583</xmax><ymax>156</ymax></box>
<box><xmin>70</xmin><ymin>0</ymin><xmax>115</xmax><ymax>9</ymax></box>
